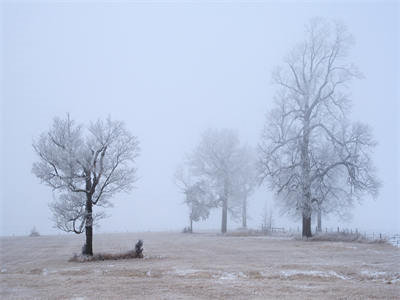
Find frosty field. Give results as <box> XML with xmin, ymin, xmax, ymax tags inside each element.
<box><xmin>1</xmin><ymin>232</ymin><xmax>399</xmax><ymax>299</ymax></box>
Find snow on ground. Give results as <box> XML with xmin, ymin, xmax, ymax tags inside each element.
<box><xmin>1</xmin><ymin>232</ymin><xmax>399</xmax><ymax>299</ymax></box>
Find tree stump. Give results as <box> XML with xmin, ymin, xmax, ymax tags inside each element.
<box><xmin>135</xmin><ymin>240</ymin><xmax>143</xmax><ymax>258</ymax></box>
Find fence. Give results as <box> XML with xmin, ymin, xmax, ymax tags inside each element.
<box><xmin>282</xmin><ymin>226</ymin><xmax>400</xmax><ymax>247</ymax></box>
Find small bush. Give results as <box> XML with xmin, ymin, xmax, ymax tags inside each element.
<box><xmin>70</xmin><ymin>240</ymin><xmax>144</xmax><ymax>262</ymax></box>
<box><xmin>29</xmin><ymin>227</ymin><xmax>40</xmax><ymax>237</ymax></box>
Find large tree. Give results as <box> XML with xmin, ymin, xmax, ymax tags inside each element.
<box><xmin>32</xmin><ymin>115</ymin><xmax>139</xmax><ymax>255</ymax></box>
<box><xmin>258</xmin><ymin>19</ymin><xmax>380</xmax><ymax>237</ymax></box>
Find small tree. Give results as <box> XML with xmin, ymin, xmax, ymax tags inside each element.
<box><xmin>186</xmin><ymin>181</ymin><xmax>214</xmax><ymax>232</ymax></box>
<box><xmin>175</xmin><ymin>166</ymin><xmax>214</xmax><ymax>232</ymax></box>
<box><xmin>32</xmin><ymin>115</ymin><xmax>139</xmax><ymax>255</ymax></box>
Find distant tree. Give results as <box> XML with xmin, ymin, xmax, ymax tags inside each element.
<box><xmin>258</xmin><ymin>19</ymin><xmax>380</xmax><ymax>237</ymax></box>
<box><xmin>188</xmin><ymin>128</ymin><xmax>249</xmax><ymax>233</ymax></box>
<box><xmin>174</xmin><ymin>166</ymin><xmax>214</xmax><ymax>232</ymax></box>
<box><xmin>32</xmin><ymin>115</ymin><xmax>139</xmax><ymax>255</ymax></box>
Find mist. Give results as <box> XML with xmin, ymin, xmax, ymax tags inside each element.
<box><xmin>1</xmin><ymin>1</ymin><xmax>399</xmax><ymax>237</ymax></box>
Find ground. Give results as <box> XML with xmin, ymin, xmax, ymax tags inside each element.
<box><xmin>1</xmin><ymin>232</ymin><xmax>399</xmax><ymax>299</ymax></box>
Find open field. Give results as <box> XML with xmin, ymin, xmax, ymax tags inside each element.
<box><xmin>1</xmin><ymin>232</ymin><xmax>399</xmax><ymax>299</ymax></box>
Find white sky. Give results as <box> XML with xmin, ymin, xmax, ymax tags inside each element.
<box><xmin>1</xmin><ymin>0</ymin><xmax>399</xmax><ymax>236</ymax></box>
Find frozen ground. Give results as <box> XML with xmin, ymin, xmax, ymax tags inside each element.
<box><xmin>1</xmin><ymin>232</ymin><xmax>399</xmax><ymax>299</ymax></box>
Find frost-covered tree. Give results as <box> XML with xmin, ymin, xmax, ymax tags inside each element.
<box><xmin>32</xmin><ymin>115</ymin><xmax>139</xmax><ymax>255</ymax></box>
<box><xmin>174</xmin><ymin>166</ymin><xmax>214</xmax><ymax>232</ymax></box>
<box><xmin>189</xmin><ymin>128</ymin><xmax>248</xmax><ymax>233</ymax></box>
<box><xmin>258</xmin><ymin>19</ymin><xmax>380</xmax><ymax>237</ymax></box>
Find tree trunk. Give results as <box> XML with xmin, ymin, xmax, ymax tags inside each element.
<box><xmin>190</xmin><ymin>217</ymin><xmax>193</xmax><ymax>233</ymax></box>
<box><xmin>302</xmin><ymin>214</ymin><xmax>312</xmax><ymax>238</ymax></box>
<box><xmin>242</xmin><ymin>196</ymin><xmax>247</xmax><ymax>228</ymax></box>
<box><xmin>301</xmin><ymin>107</ymin><xmax>312</xmax><ymax>238</ymax></box>
<box><xmin>83</xmin><ymin>193</ymin><xmax>93</xmax><ymax>256</ymax></box>
<box><xmin>317</xmin><ymin>205</ymin><xmax>322</xmax><ymax>232</ymax></box>
<box><xmin>221</xmin><ymin>197</ymin><xmax>227</xmax><ymax>233</ymax></box>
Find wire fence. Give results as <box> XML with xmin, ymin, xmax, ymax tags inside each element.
<box><xmin>270</xmin><ymin>226</ymin><xmax>400</xmax><ymax>247</ymax></box>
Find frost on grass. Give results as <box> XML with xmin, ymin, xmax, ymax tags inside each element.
<box><xmin>280</xmin><ymin>270</ymin><xmax>349</xmax><ymax>280</ymax></box>
<box><xmin>172</xmin><ymin>268</ymin><xmax>202</xmax><ymax>276</ymax></box>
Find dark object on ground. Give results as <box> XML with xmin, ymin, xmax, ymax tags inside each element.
<box><xmin>70</xmin><ymin>240</ymin><xmax>144</xmax><ymax>262</ymax></box>
<box><xmin>182</xmin><ymin>227</ymin><xmax>192</xmax><ymax>233</ymax></box>
<box><xmin>135</xmin><ymin>239</ymin><xmax>144</xmax><ymax>258</ymax></box>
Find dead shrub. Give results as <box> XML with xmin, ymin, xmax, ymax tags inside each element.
<box><xmin>70</xmin><ymin>240</ymin><xmax>144</xmax><ymax>262</ymax></box>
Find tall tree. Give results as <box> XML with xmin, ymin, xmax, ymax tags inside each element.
<box><xmin>32</xmin><ymin>115</ymin><xmax>139</xmax><ymax>255</ymax></box>
<box><xmin>234</xmin><ymin>146</ymin><xmax>258</xmax><ymax>229</ymax></box>
<box><xmin>258</xmin><ymin>19</ymin><xmax>380</xmax><ymax>237</ymax></box>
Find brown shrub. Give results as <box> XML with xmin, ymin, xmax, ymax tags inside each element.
<box><xmin>69</xmin><ymin>250</ymin><xmax>143</xmax><ymax>263</ymax></box>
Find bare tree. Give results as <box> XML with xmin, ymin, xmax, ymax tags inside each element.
<box><xmin>189</xmin><ymin>128</ymin><xmax>247</xmax><ymax>233</ymax></box>
<box><xmin>258</xmin><ymin>19</ymin><xmax>380</xmax><ymax>237</ymax></box>
<box><xmin>174</xmin><ymin>166</ymin><xmax>214</xmax><ymax>232</ymax></box>
<box><xmin>32</xmin><ymin>115</ymin><xmax>139</xmax><ymax>255</ymax></box>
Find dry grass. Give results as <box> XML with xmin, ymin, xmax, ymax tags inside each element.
<box><xmin>1</xmin><ymin>232</ymin><xmax>399</xmax><ymax>299</ymax></box>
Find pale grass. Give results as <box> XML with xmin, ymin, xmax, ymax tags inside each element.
<box><xmin>1</xmin><ymin>232</ymin><xmax>399</xmax><ymax>299</ymax></box>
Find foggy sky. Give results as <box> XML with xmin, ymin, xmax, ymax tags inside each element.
<box><xmin>1</xmin><ymin>0</ymin><xmax>399</xmax><ymax>236</ymax></box>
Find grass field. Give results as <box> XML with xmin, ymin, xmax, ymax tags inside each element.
<box><xmin>1</xmin><ymin>232</ymin><xmax>399</xmax><ymax>299</ymax></box>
